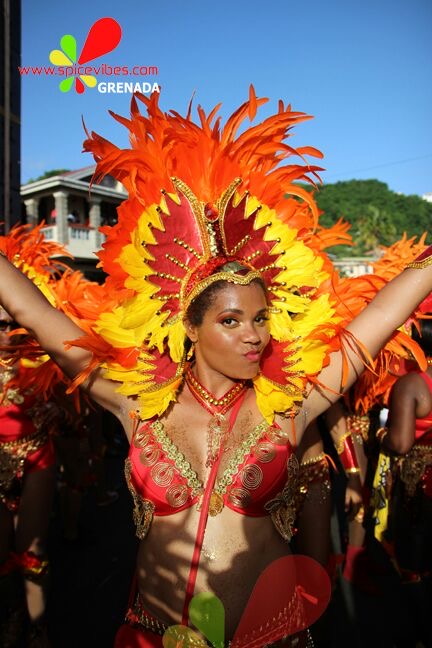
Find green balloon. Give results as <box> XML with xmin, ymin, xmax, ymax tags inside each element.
<box><xmin>189</xmin><ymin>593</ymin><xmax>225</xmax><ymax>648</ymax></box>
<box><xmin>60</xmin><ymin>35</ymin><xmax>77</xmax><ymax>63</ymax></box>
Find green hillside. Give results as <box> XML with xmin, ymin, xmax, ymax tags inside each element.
<box><xmin>302</xmin><ymin>179</ymin><xmax>431</xmax><ymax>256</ymax></box>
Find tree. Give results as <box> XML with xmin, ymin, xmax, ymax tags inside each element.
<box><xmin>296</xmin><ymin>179</ymin><xmax>432</xmax><ymax>257</ymax></box>
<box><xmin>355</xmin><ymin>205</ymin><xmax>397</xmax><ymax>255</ymax></box>
<box><xmin>27</xmin><ymin>169</ymin><xmax>70</xmax><ymax>183</ymax></box>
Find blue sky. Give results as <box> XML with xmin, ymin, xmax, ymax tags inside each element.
<box><xmin>22</xmin><ymin>0</ymin><xmax>432</xmax><ymax>197</ymax></box>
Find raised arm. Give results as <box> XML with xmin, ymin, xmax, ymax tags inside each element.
<box><xmin>303</xmin><ymin>259</ymin><xmax>432</xmax><ymax>423</ymax></box>
<box><xmin>0</xmin><ymin>254</ymin><xmax>133</xmax><ymax>432</ymax></box>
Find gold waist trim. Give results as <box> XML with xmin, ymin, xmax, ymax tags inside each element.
<box><xmin>127</xmin><ymin>593</ymin><xmax>169</xmax><ymax>636</ymax></box>
<box><xmin>400</xmin><ymin>444</ymin><xmax>432</xmax><ymax>497</ymax></box>
<box><xmin>0</xmin><ymin>429</ymin><xmax>49</xmax><ymax>492</ymax></box>
<box><xmin>0</xmin><ymin>429</ymin><xmax>48</xmax><ymax>454</ymax></box>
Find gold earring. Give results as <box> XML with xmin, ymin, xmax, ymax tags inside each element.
<box><xmin>186</xmin><ymin>342</ymin><xmax>195</xmax><ymax>360</ymax></box>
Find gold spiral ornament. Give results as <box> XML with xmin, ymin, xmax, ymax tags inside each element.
<box><xmin>166</xmin><ymin>484</ymin><xmax>189</xmax><ymax>508</ymax></box>
<box><xmin>139</xmin><ymin>445</ymin><xmax>161</xmax><ymax>467</ymax></box>
<box><xmin>254</xmin><ymin>441</ymin><xmax>276</xmax><ymax>463</ymax></box>
<box><xmin>228</xmin><ymin>487</ymin><xmax>252</xmax><ymax>509</ymax></box>
<box><xmin>267</xmin><ymin>425</ymin><xmax>290</xmax><ymax>446</ymax></box>
<box><xmin>239</xmin><ymin>464</ymin><xmax>263</xmax><ymax>489</ymax></box>
<box><xmin>151</xmin><ymin>462</ymin><xmax>175</xmax><ymax>486</ymax></box>
<box><xmin>134</xmin><ymin>430</ymin><xmax>152</xmax><ymax>449</ymax></box>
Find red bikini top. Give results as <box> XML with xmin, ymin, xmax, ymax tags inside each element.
<box><xmin>126</xmin><ymin>417</ymin><xmax>294</xmax><ymax>518</ymax></box>
<box><xmin>415</xmin><ymin>371</ymin><xmax>432</xmax><ymax>442</ymax></box>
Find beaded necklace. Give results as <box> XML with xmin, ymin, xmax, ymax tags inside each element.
<box><xmin>185</xmin><ymin>366</ymin><xmax>247</xmax><ymax>467</ymax></box>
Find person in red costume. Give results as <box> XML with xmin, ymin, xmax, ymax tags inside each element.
<box><xmin>1</xmin><ymin>90</ymin><xmax>432</xmax><ymax>647</ymax></box>
<box><xmin>382</xmin><ymin>312</ymin><xmax>432</xmax><ymax>581</ymax></box>
<box><xmin>370</xmin><ymin>308</ymin><xmax>432</xmax><ymax>647</ymax></box>
<box><xmin>0</xmin><ymin>306</ymin><xmax>56</xmax><ymax>647</ymax></box>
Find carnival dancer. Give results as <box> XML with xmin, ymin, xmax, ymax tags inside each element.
<box><xmin>376</xmin><ymin>310</ymin><xmax>432</xmax><ymax>578</ymax></box>
<box><xmin>0</xmin><ymin>307</ymin><xmax>56</xmax><ymax>648</ymax></box>
<box><xmin>369</xmin><ymin>307</ymin><xmax>432</xmax><ymax>647</ymax></box>
<box><xmin>335</xmin><ymin>235</ymin><xmax>430</xmax><ymax>595</ymax></box>
<box><xmin>0</xmin><ymin>225</ymin><xmax>77</xmax><ymax>648</ymax></box>
<box><xmin>0</xmin><ymin>88</ymin><xmax>432</xmax><ymax>647</ymax></box>
<box><xmin>0</xmin><ymin>224</ymin><xmax>115</xmax><ymax>647</ymax></box>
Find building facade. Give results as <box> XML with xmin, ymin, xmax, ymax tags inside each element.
<box><xmin>21</xmin><ymin>167</ymin><xmax>126</xmax><ymax>279</ymax></box>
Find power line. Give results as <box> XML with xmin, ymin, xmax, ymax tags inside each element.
<box><xmin>324</xmin><ymin>154</ymin><xmax>432</xmax><ymax>179</ymax></box>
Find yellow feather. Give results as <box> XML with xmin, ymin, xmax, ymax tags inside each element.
<box><xmin>269</xmin><ymin>310</ymin><xmax>293</xmax><ymax>341</ymax></box>
<box><xmin>138</xmin><ymin>376</ymin><xmax>183</xmax><ymax>420</ymax></box>
<box><xmin>168</xmin><ymin>320</ymin><xmax>187</xmax><ymax>363</ymax></box>
<box><xmin>245</xmin><ymin>195</ymin><xmax>261</xmax><ymax>218</ymax></box>
<box><xmin>253</xmin><ymin>375</ymin><xmax>299</xmax><ymax>422</ymax></box>
<box><xmin>96</xmin><ymin>309</ymin><xmax>137</xmax><ymax>347</ymax></box>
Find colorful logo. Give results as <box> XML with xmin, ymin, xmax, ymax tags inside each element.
<box><xmin>49</xmin><ymin>17</ymin><xmax>122</xmax><ymax>94</ymax></box>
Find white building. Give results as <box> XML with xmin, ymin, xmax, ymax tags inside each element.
<box><xmin>21</xmin><ymin>167</ymin><xmax>126</xmax><ymax>277</ymax></box>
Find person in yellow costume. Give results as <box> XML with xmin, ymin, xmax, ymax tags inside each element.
<box><xmin>1</xmin><ymin>88</ymin><xmax>432</xmax><ymax>647</ymax></box>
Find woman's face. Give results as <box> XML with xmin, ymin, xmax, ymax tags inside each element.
<box><xmin>186</xmin><ymin>282</ymin><xmax>270</xmax><ymax>381</ymax></box>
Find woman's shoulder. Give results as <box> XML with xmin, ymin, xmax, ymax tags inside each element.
<box><xmin>393</xmin><ymin>370</ymin><xmax>431</xmax><ymax>398</ymax></box>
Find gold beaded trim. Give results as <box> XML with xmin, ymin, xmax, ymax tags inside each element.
<box><xmin>151</xmin><ymin>420</ymin><xmax>203</xmax><ymax>494</ymax></box>
<box><xmin>0</xmin><ymin>429</ymin><xmax>50</xmax><ymax>494</ymax></box>
<box><xmin>335</xmin><ymin>431</ymin><xmax>352</xmax><ymax>455</ymax></box>
<box><xmin>406</xmin><ymin>255</ymin><xmax>432</xmax><ymax>269</ymax></box>
<box><xmin>173</xmin><ymin>237</ymin><xmax>202</xmax><ymax>259</ymax></box>
<box><xmin>300</xmin><ymin>451</ymin><xmax>326</xmax><ymax>467</ymax></box>
<box><xmin>0</xmin><ymin>428</ymin><xmax>48</xmax><ymax>454</ymax></box>
<box><xmin>298</xmin><ymin>455</ymin><xmax>331</xmax><ymax>490</ymax></box>
<box><xmin>127</xmin><ymin>593</ymin><xmax>169</xmax><ymax>636</ymax></box>
<box><xmin>182</xmin><ymin>269</ymin><xmax>263</xmax><ymax>312</ymax></box>
<box><xmin>216</xmin><ymin>421</ymin><xmax>269</xmax><ymax>495</ymax></box>
<box><xmin>170</xmin><ymin>177</ymin><xmax>211</xmax><ymax>257</ymax></box>
<box><xmin>124</xmin><ymin>459</ymin><xmax>156</xmax><ymax>540</ymax></box>
<box><xmin>264</xmin><ymin>454</ymin><xmax>300</xmax><ymax>542</ymax></box>
<box><xmin>230</xmin><ymin>234</ymin><xmax>251</xmax><ymax>255</ymax></box>
<box><xmin>185</xmin><ymin>367</ymin><xmax>246</xmax><ymax>408</ymax></box>
<box><xmin>347</xmin><ymin>414</ymin><xmax>370</xmax><ymax>441</ymax></box>
<box><xmin>400</xmin><ymin>444</ymin><xmax>432</xmax><ymax>497</ymax></box>
<box><xmin>149</xmin><ymin>418</ymin><xmax>270</xmax><ymax>500</ymax></box>
<box><xmin>218</xmin><ymin>178</ymin><xmax>244</xmax><ymax>252</ymax></box>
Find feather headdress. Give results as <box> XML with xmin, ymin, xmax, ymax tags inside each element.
<box><xmin>78</xmin><ymin>87</ymin><xmax>361</xmax><ymax>421</ymax></box>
